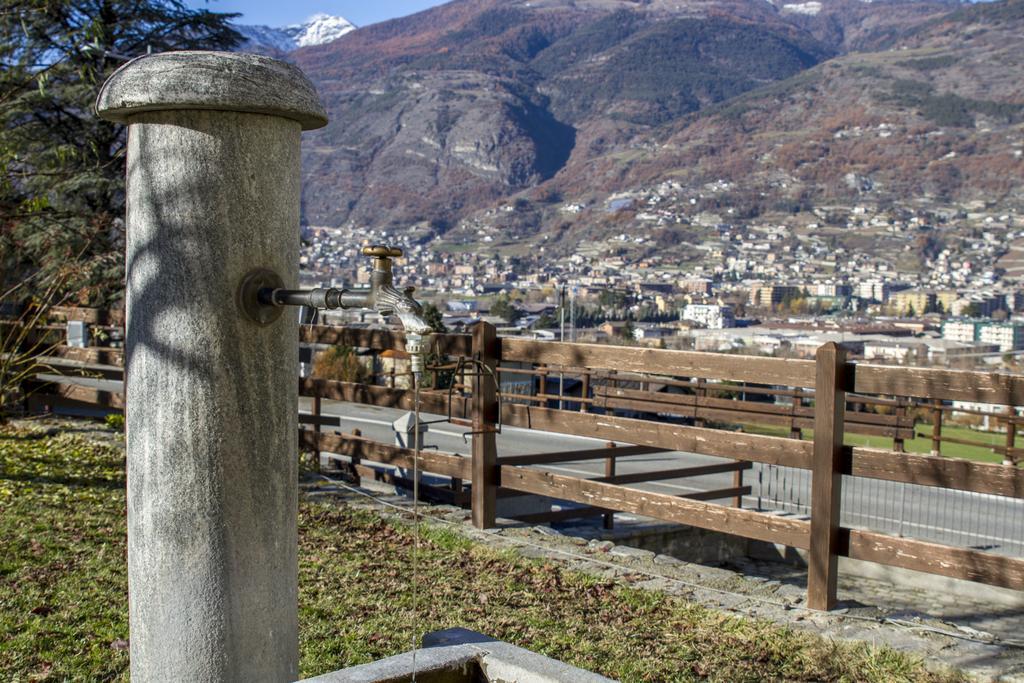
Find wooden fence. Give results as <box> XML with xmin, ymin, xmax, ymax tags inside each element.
<box><xmin>19</xmin><ymin>318</ymin><xmax>1024</xmax><ymax>611</ymax></box>
<box><xmin>293</xmin><ymin>323</ymin><xmax>1024</xmax><ymax>611</ymax></box>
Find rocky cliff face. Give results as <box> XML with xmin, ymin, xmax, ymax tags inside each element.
<box><xmin>287</xmin><ymin>0</ymin><xmax>1022</xmax><ymax>240</ymax></box>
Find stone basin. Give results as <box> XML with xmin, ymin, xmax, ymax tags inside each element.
<box><xmin>305</xmin><ymin>628</ymin><xmax>615</xmax><ymax>683</ymax></box>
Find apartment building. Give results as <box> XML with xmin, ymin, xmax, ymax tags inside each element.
<box><xmin>682</xmin><ymin>304</ymin><xmax>736</xmax><ymax>329</ymax></box>
<box><xmin>942</xmin><ymin>319</ymin><xmax>1024</xmax><ymax>352</ymax></box>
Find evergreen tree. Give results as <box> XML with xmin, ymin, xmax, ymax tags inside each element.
<box><xmin>534</xmin><ymin>311</ymin><xmax>557</xmax><ymax>329</ymax></box>
<box><xmin>1</xmin><ymin>1</ymin><xmax>241</xmax><ymax>306</ymax></box>
<box><xmin>421</xmin><ymin>302</ymin><xmax>447</xmax><ymax>332</ymax></box>
<box><xmin>490</xmin><ymin>294</ymin><xmax>522</xmax><ymax>323</ymax></box>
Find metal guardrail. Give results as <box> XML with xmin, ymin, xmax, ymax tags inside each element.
<box><xmin>754</xmin><ymin>463</ymin><xmax>1024</xmax><ymax>557</ymax></box>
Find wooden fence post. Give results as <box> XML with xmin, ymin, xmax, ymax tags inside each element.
<box><xmin>731</xmin><ymin>381</ymin><xmax>746</xmax><ymax>506</ymax></box>
<box><xmin>893</xmin><ymin>399</ymin><xmax>906</xmax><ymax>453</ymax></box>
<box><xmin>580</xmin><ymin>371</ymin><xmax>591</xmax><ymax>414</ymax></box>
<box><xmin>694</xmin><ymin>377</ymin><xmax>706</xmax><ymax>428</ymax></box>
<box><xmin>350</xmin><ymin>427</ymin><xmax>362</xmax><ymax>487</ymax></box>
<box><xmin>604</xmin><ymin>441</ymin><xmax>617</xmax><ymax>529</ymax></box>
<box><xmin>471</xmin><ymin>321</ymin><xmax>498</xmax><ymax>529</ymax></box>
<box><xmin>931</xmin><ymin>399</ymin><xmax>943</xmax><ymax>457</ymax></box>
<box><xmin>537</xmin><ymin>363</ymin><xmax>548</xmax><ymax>406</ymax></box>
<box><xmin>808</xmin><ymin>342</ymin><xmax>847</xmax><ymax>611</ymax></box>
<box><xmin>732</xmin><ymin>465</ymin><xmax>744</xmax><ymax>509</ymax></box>
<box><xmin>313</xmin><ymin>395</ymin><xmax>322</xmax><ymax>473</ymax></box>
<box><xmin>790</xmin><ymin>388</ymin><xmax>803</xmax><ymax>440</ymax></box>
<box><xmin>1005</xmin><ymin>405</ymin><xmax>1016</xmax><ymax>467</ymax></box>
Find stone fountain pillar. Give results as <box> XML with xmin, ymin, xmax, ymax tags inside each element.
<box><xmin>96</xmin><ymin>51</ymin><xmax>326</xmax><ymax>682</ymax></box>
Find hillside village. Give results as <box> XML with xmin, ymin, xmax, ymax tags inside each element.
<box><xmin>301</xmin><ymin>188</ymin><xmax>1024</xmax><ymax>373</ymax></box>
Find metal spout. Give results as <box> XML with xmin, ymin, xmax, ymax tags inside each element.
<box><xmin>249</xmin><ymin>243</ymin><xmax>433</xmax><ymax>358</ymax></box>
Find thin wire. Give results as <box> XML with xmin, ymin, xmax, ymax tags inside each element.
<box><xmin>312</xmin><ymin>472</ymin><xmax>1024</xmax><ymax>650</ymax></box>
<box><xmin>411</xmin><ymin>374</ymin><xmax>421</xmax><ymax>682</ymax></box>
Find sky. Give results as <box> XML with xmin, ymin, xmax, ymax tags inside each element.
<box><xmin>183</xmin><ymin>1</ymin><xmax>449</xmax><ymax>28</ymax></box>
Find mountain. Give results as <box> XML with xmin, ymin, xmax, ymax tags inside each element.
<box><xmin>236</xmin><ymin>14</ymin><xmax>356</xmax><ymax>55</ymax></box>
<box><xmin>764</xmin><ymin>0</ymin><xmax>958</xmax><ymax>51</ymax></box>
<box><xmin>562</xmin><ymin>0</ymin><xmax>1024</xmax><ymax>221</ymax></box>
<box><xmin>287</xmin><ymin>0</ymin><xmax>1023</xmax><ymax>251</ymax></box>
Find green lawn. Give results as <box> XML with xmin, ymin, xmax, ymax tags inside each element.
<box><xmin>0</xmin><ymin>426</ymin><xmax>966</xmax><ymax>682</ymax></box>
<box><xmin>740</xmin><ymin>421</ymin><xmax>1015</xmax><ymax>464</ymax></box>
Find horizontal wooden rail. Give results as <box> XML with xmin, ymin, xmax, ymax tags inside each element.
<box><xmin>298</xmin><ymin>413</ymin><xmax>340</xmax><ymax>427</ymax></box>
<box><xmin>499</xmin><ymin>445</ymin><xmax>668</xmax><ymax>467</ymax></box>
<box><xmin>497</xmin><ymin>365</ymin><xmax>585</xmax><ymax>377</ymax></box>
<box><xmin>595</xmin><ymin>386</ymin><xmax>913</xmax><ymax>428</ymax></box>
<box><xmin>26</xmin><ymin>380</ymin><xmax>124</xmax><ymax>410</ymax></box>
<box><xmin>605</xmin><ymin>374</ymin><xmax>804</xmax><ymax>397</ymax></box>
<box><xmin>300</xmin><ymin>430</ymin><xmax>471</xmax><ymax>480</ymax></box>
<box><xmin>34</xmin><ymin>359</ymin><xmax>123</xmax><ymax>381</ymax></box>
<box><xmin>853</xmin><ymin>362</ymin><xmax>1024</xmax><ymax>405</ymax></box>
<box><xmin>47</xmin><ymin>345</ymin><xmax>125</xmax><ymax>367</ymax></box>
<box><xmin>500</xmin><ymin>465</ymin><xmax>809</xmax><ymax>549</ymax></box>
<box><xmin>298</xmin><ymin>377</ymin><xmax>470</xmax><ymax>418</ymax></box>
<box><xmin>935</xmin><ymin>403</ymin><xmax>1018</xmax><ymax>419</ymax></box>
<box><xmin>844</xmin><ymin>528</ymin><xmax>1024</xmax><ymax>591</ymax></box>
<box><xmin>849</xmin><ymin>446</ymin><xmax>1024</xmax><ymax>498</ymax></box>
<box><xmin>682</xmin><ymin>485</ymin><xmax>751</xmax><ymax>502</ymax></box>
<box><xmin>597</xmin><ymin>461</ymin><xmax>752</xmax><ymax>486</ymax></box>
<box><xmin>502</xmin><ymin>391</ymin><xmax>596</xmax><ymax>405</ymax></box>
<box><xmin>507</xmin><ymin>367</ymin><xmax>906</xmax><ymax>409</ymax></box>
<box><xmin>300</xmin><ymin>325</ymin><xmax>472</xmax><ymax>356</ymax></box>
<box><xmin>593</xmin><ymin>389</ymin><xmax>913</xmax><ymax>439</ymax></box>
<box><xmin>914</xmin><ymin>431</ymin><xmax>1001</xmax><ymax>451</ymax></box>
<box><xmin>501</xmin><ymin>339</ymin><xmax>818</xmax><ymax>388</ymax></box>
<box><xmin>502</xmin><ymin>403</ymin><xmax>813</xmax><ymax>469</ymax></box>
<box><xmin>348</xmin><ymin>463</ymin><xmax>470</xmax><ymax>506</ymax></box>
<box><xmin>846</xmin><ymin>393</ymin><xmax>906</xmax><ymax>408</ymax></box>
<box><xmin>50</xmin><ymin>306</ymin><xmax>119</xmax><ymax>324</ymax></box>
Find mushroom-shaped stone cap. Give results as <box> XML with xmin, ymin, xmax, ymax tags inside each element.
<box><xmin>96</xmin><ymin>50</ymin><xmax>327</xmax><ymax>130</ymax></box>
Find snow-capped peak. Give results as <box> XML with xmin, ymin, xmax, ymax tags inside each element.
<box><xmin>781</xmin><ymin>1</ymin><xmax>822</xmax><ymax>15</ymax></box>
<box><xmin>236</xmin><ymin>13</ymin><xmax>356</xmax><ymax>54</ymax></box>
<box><xmin>287</xmin><ymin>13</ymin><xmax>356</xmax><ymax>48</ymax></box>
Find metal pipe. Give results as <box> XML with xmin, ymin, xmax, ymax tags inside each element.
<box><xmin>260</xmin><ymin>287</ymin><xmax>347</xmax><ymax>310</ymax></box>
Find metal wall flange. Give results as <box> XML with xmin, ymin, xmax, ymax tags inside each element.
<box><xmin>238</xmin><ymin>268</ymin><xmax>285</xmax><ymax>325</ymax></box>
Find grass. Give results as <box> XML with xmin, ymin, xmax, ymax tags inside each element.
<box><xmin>0</xmin><ymin>426</ymin><xmax>967</xmax><ymax>682</ymax></box>
<box><xmin>740</xmin><ymin>421</ymin><xmax>1014</xmax><ymax>464</ymax></box>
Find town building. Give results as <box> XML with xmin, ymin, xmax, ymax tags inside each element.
<box><xmin>980</xmin><ymin>322</ymin><xmax>1024</xmax><ymax>352</ymax></box>
<box><xmin>855</xmin><ymin>281</ymin><xmax>889</xmax><ymax>303</ymax></box>
<box><xmin>890</xmin><ymin>290</ymin><xmax>936</xmax><ymax>316</ymax></box>
<box><xmin>942</xmin><ymin>319</ymin><xmax>1024</xmax><ymax>352</ymax></box>
<box><xmin>748</xmin><ymin>284</ymin><xmax>800</xmax><ymax>308</ymax></box>
<box><xmin>682</xmin><ymin>304</ymin><xmax>736</xmax><ymax>329</ymax></box>
<box><xmin>680</xmin><ymin>277</ymin><xmax>713</xmax><ymax>295</ymax></box>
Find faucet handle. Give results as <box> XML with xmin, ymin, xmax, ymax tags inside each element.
<box><xmin>362</xmin><ymin>245</ymin><xmax>403</xmax><ymax>273</ymax></box>
<box><xmin>361</xmin><ymin>245</ymin><xmax>403</xmax><ymax>258</ymax></box>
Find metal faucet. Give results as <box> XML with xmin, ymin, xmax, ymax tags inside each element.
<box><xmin>248</xmin><ymin>245</ymin><xmax>433</xmax><ymax>374</ymax></box>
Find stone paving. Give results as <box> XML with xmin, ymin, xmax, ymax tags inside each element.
<box><xmin>302</xmin><ymin>480</ymin><xmax>1024</xmax><ymax>682</ymax></box>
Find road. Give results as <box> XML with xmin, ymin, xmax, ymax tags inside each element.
<box><xmin>37</xmin><ymin>374</ymin><xmax>1024</xmax><ymax>556</ymax></box>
